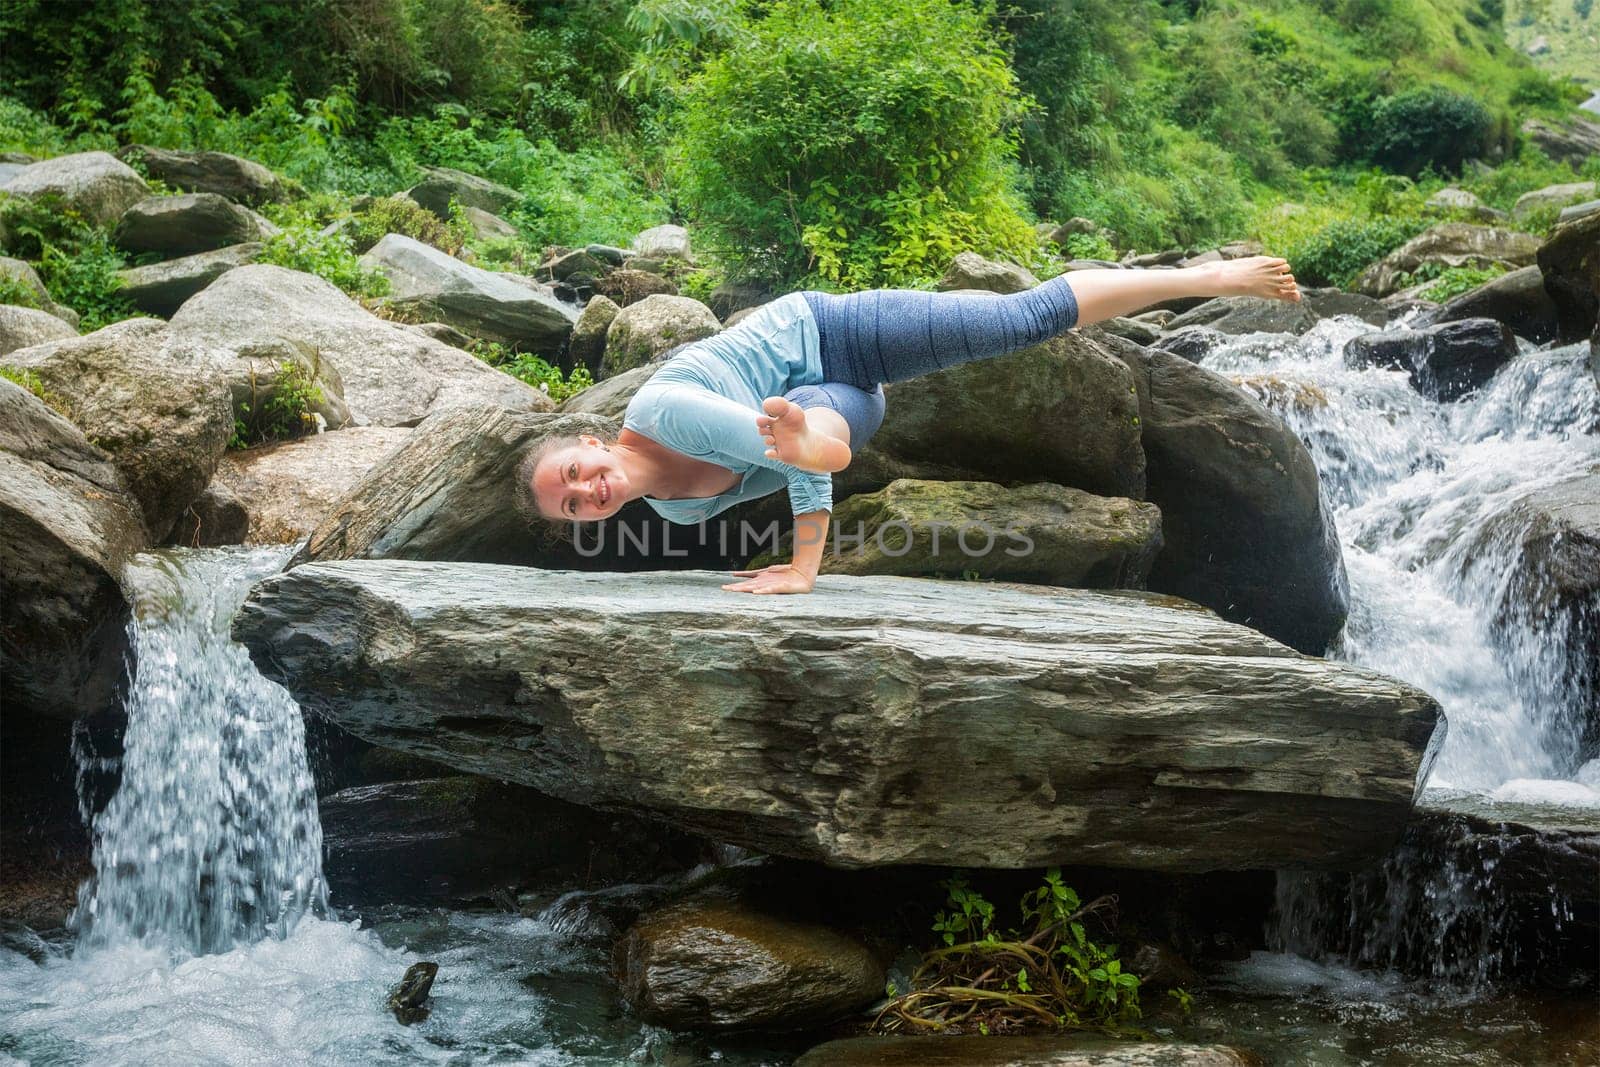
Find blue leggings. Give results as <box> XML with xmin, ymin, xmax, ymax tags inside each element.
<box><xmin>781</xmin><ymin>275</ymin><xmax>1080</xmax><ymax>449</ymax></box>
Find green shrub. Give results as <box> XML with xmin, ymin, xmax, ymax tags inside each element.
<box><xmin>1404</xmin><ymin>262</ymin><xmax>1507</xmax><ymax>301</ymax></box>
<box><xmin>1369</xmin><ymin>87</ymin><xmax>1493</xmax><ymax>176</ymax></box>
<box><xmin>0</xmin><ymin>272</ymin><xmax>44</xmax><ymax>309</ymax></box>
<box><xmin>256</xmin><ymin>218</ymin><xmax>389</xmax><ymax>298</ymax></box>
<box><xmin>37</xmin><ymin>234</ymin><xmax>135</xmax><ymax>330</ymax></box>
<box><xmin>1281</xmin><ymin>214</ymin><xmax>1431</xmax><ymax>288</ymax></box>
<box><xmin>351</xmin><ymin>195</ymin><xmax>472</xmax><ymax>255</ymax></box>
<box><xmin>472</xmin><ymin>340</ymin><xmax>594</xmax><ymax>403</ymax></box>
<box><xmin>230</xmin><ymin>359</ymin><xmax>324</xmax><ymax>449</ymax></box>
<box><xmin>673</xmin><ymin>0</ymin><xmax>1039</xmax><ymax>288</ymax></box>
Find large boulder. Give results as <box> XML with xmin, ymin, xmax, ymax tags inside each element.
<box><xmin>1</xmin><ymin>256</ymin><xmax>78</xmax><ymax>327</ymax></box>
<box><xmin>0</xmin><ymin>378</ymin><xmax>143</xmax><ymax>719</ymax></box>
<box><xmin>1298</xmin><ymin>286</ymin><xmax>1389</xmax><ymax>327</ymax></box>
<box><xmin>1425</xmin><ymin>186</ymin><xmax>1504</xmax><ymax>223</ymax></box>
<box><xmin>619</xmin><ymin>896</ymin><xmax>885</xmax><ymax>1031</ymax></box>
<box><xmin>166</xmin><ymin>264</ymin><xmax>551</xmax><ymax>426</ymax></box>
<box><xmin>1521</xmin><ymin>116</ymin><xmax>1600</xmax><ymax>168</ymax></box>
<box><xmin>1096</xmin><ymin>329</ymin><xmax>1348</xmax><ymax>655</ymax></box>
<box><xmin>1</xmin><ymin>318</ymin><xmax>233</xmax><ymax>541</ymax></box>
<box><xmin>360</xmin><ymin>234</ymin><xmax>577</xmax><ymax>351</ymax></box>
<box><xmin>796</xmin><ymin>1036</ymin><xmax>1258</xmax><ymax>1067</ymax></box>
<box><xmin>113</xmin><ymin>194</ymin><xmax>275</xmax><ymax>258</ymax></box>
<box><xmin>0</xmin><ymin>151</ymin><xmax>149</xmax><ymax>227</ymax></box>
<box><xmin>116</xmin><ymin>144</ymin><xmax>285</xmax><ymax>206</ymax></box>
<box><xmin>1513</xmin><ymin>181</ymin><xmax>1597</xmax><ymax>222</ymax></box>
<box><xmin>210</xmin><ymin>426</ymin><xmax>414</xmax><ymax>544</ymax></box>
<box><xmin>0</xmin><ymin>304</ymin><xmax>75</xmax><ymax>355</ymax></box>
<box><xmin>566</xmin><ymin>293</ymin><xmax>618</xmax><ymax>376</ymax></box>
<box><xmin>1419</xmin><ymin>265</ymin><xmax>1559</xmax><ymax>345</ymax></box>
<box><xmin>1344</xmin><ymin>318</ymin><xmax>1518</xmax><ymax>402</ymax></box>
<box><xmin>1536</xmin><ymin>199</ymin><xmax>1600</xmax><ymax>343</ymax></box>
<box><xmin>114</xmin><ymin>242</ymin><xmax>263</xmax><ymax>316</ymax></box>
<box><xmin>801</xmin><ymin>478</ymin><xmax>1162</xmax><ymax>588</ymax></box>
<box><xmin>633</xmin><ymin>224</ymin><xmax>691</xmax><ymax>260</ymax></box>
<box><xmin>558</xmin><ymin>362</ymin><xmax>661</xmax><ymax>419</ymax></box>
<box><xmin>594</xmin><ymin>267</ymin><xmax>677</xmax><ymax>307</ymax></box>
<box><xmin>235</xmin><ymin>562</ymin><xmax>1441</xmax><ymax>873</ymax></box>
<box><xmin>1164</xmin><ymin>295</ymin><xmax>1321</xmax><ymax>336</ymax></box>
<box><xmin>404</xmin><ymin>166</ymin><xmax>520</xmax><ymax>219</ymax></box>
<box><xmin>600</xmin><ymin>294</ymin><xmax>720</xmax><ymax>378</ymax></box>
<box><xmin>939</xmin><ymin>252</ymin><xmax>1040</xmax><ymax>295</ymax></box>
<box><xmin>1353</xmin><ymin>223</ymin><xmax>1542</xmax><ymax>298</ymax></box>
<box><xmin>846</xmin><ymin>327</ymin><xmax>1145</xmax><ymax>503</ymax></box>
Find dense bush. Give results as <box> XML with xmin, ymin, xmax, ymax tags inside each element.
<box><xmin>1369</xmin><ymin>87</ymin><xmax>1493</xmax><ymax>176</ymax></box>
<box><xmin>350</xmin><ymin>195</ymin><xmax>471</xmax><ymax>255</ymax></box>
<box><xmin>673</xmin><ymin>0</ymin><xmax>1039</xmax><ymax>287</ymax></box>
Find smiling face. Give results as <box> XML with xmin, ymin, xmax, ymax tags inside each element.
<box><xmin>530</xmin><ymin>434</ymin><xmax>630</xmax><ymax>521</ymax></box>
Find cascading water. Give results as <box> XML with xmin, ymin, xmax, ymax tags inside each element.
<box><xmin>72</xmin><ymin>548</ymin><xmax>329</xmax><ymax>954</ymax></box>
<box><xmin>1196</xmin><ymin>316</ymin><xmax>1600</xmax><ymax>983</ymax></box>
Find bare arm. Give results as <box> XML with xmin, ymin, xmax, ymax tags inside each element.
<box><xmin>722</xmin><ymin>509</ymin><xmax>830</xmax><ymax>594</ymax></box>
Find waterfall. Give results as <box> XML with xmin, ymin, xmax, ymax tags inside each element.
<box><xmin>71</xmin><ymin>547</ymin><xmax>329</xmax><ymax>956</ymax></box>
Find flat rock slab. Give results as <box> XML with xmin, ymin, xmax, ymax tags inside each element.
<box><xmin>795</xmin><ymin>1035</ymin><xmax>1259</xmax><ymax>1067</ymax></box>
<box><xmin>235</xmin><ymin>563</ymin><xmax>1442</xmax><ymax>873</ymax></box>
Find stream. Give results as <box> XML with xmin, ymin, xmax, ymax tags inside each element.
<box><xmin>1</xmin><ymin>316</ymin><xmax>1596</xmax><ymax>1065</ymax></box>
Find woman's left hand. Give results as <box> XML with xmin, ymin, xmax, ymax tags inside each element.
<box><xmin>722</xmin><ymin>563</ymin><xmax>816</xmax><ymax>595</ymax></box>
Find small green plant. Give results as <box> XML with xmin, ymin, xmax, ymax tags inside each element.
<box><xmin>351</xmin><ymin>195</ymin><xmax>473</xmax><ymax>256</ymax></box>
<box><xmin>0</xmin><ymin>271</ymin><xmax>44</xmax><ymax>309</ymax></box>
<box><xmin>0</xmin><ymin>366</ymin><xmax>69</xmax><ymax>416</ymax></box>
<box><xmin>470</xmin><ymin>340</ymin><xmax>594</xmax><ymax>403</ymax></box>
<box><xmin>1054</xmin><ymin>231</ymin><xmax>1117</xmax><ymax>263</ymax></box>
<box><xmin>1282</xmin><ymin>214</ymin><xmax>1431</xmax><ymax>289</ymax></box>
<box><xmin>875</xmin><ymin>868</ymin><xmax>1143</xmax><ymax>1035</ymax></box>
<box><xmin>230</xmin><ymin>360</ymin><xmax>324</xmax><ymax>449</ymax></box>
<box><xmin>256</xmin><ymin>218</ymin><xmax>389</xmax><ymax>298</ymax></box>
<box><xmin>1399</xmin><ymin>263</ymin><xmax>1507</xmax><ymax>302</ymax></box>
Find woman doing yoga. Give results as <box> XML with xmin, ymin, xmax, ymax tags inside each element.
<box><xmin>523</xmin><ymin>256</ymin><xmax>1300</xmax><ymax>594</ymax></box>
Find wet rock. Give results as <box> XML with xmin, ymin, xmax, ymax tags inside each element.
<box><xmin>559</xmin><ymin>361</ymin><xmax>659</xmax><ymax>420</ymax></box>
<box><xmin>1096</xmin><ymin>329</ymin><xmax>1349</xmax><ymax>654</ymax></box>
<box><xmin>795</xmin><ymin>1035</ymin><xmax>1260</xmax><ymax>1066</ymax></box>
<box><xmin>593</xmin><ymin>267</ymin><xmax>678</xmax><ymax>307</ymax></box>
<box><xmin>1344</xmin><ymin>318</ymin><xmax>1518</xmax><ymax>402</ymax></box>
<box><xmin>387</xmin><ymin>961</ymin><xmax>437</xmax><ymax>1024</ymax></box>
<box><xmin>405</xmin><ymin>166</ymin><xmax>520</xmax><ymax>219</ymax></box>
<box><xmin>2</xmin><ymin>318</ymin><xmax>234</xmax><ymax>540</ymax></box>
<box><xmin>1164</xmin><ymin>295</ymin><xmax>1320</xmax><ymax>336</ymax></box>
<box><xmin>235</xmin><ymin>562</ymin><xmax>1440</xmax><ymax>873</ymax></box>
<box><xmin>0</xmin><ymin>151</ymin><xmax>150</xmax><ymax>227</ymax></box>
<box><xmin>0</xmin><ymin>304</ymin><xmax>75</xmax><ymax>355</ymax></box>
<box><xmin>210</xmin><ymin>426</ymin><xmax>414</xmax><ymax>543</ymax></box>
<box><xmin>167</xmin><ymin>264</ymin><xmax>550</xmax><ymax>426</ymax></box>
<box><xmin>1297</xmin><ymin>287</ymin><xmax>1388</xmax><ymax>327</ymax></box>
<box><xmin>112</xmin><ymin>193</ymin><xmax>276</xmax><ymax>258</ymax></box>
<box><xmin>360</xmin><ymin>234</ymin><xmax>578</xmax><ymax>351</ymax></box>
<box><xmin>802</xmin><ymin>478</ymin><xmax>1162</xmax><ymax>588</ymax></box>
<box><xmin>1418</xmin><ymin>265</ymin><xmax>1559</xmax><ymax>345</ymax></box>
<box><xmin>600</xmin><ymin>294</ymin><xmax>720</xmax><ymax>378</ymax></box>
<box><xmin>114</xmin><ymin>242</ymin><xmax>263</xmax><ymax>316</ymax></box>
<box><xmin>165</xmin><ymin>481</ymin><xmax>250</xmax><ymax>548</ymax></box>
<box><xmin>1353</xmin><ymin>223</ymin><xmax>1542</xmax><ymax>298</ymax></box>
<box><xmin>1521</xmin><ymin>115</ymin><xmax>1600</xmax><ymax>168</ymax></box>
<box><xmin>0</xmin><ymin>378</ymin><xmax>141</xmax><ymax>720</ymax></box>
<box><xmin>1095</xmin><ymin>316</ymin><xmax>1163</xmax><ymax>346</ymax></box>
<box><xmin>938</xmin><ymin>252</ymin><xmax>1040</xmax><ymax>295</ymax></box>
<box><xmin>618</xmin><ymin>897</ymin><xmax>885</xmax><ymax>1031</ymax></box>
<box><xmin>1513</xmin><ymin>181</ymin><xmax>1597</xmax><ymax>222</ymax></box>
<box><xmin>116</xmin><ymin>144</ymin><xmax>286</xmax><ymax>206</ymax></box>
<box><xmin>633</xmin><ymin>223</ymin><xmax>691</xmax><ymax>260</ymax></box>
<box><xmin>567</xmin><ymin>293</ymin><xmax>619</xmax><ymax>375</ymax></box>
<box><xmin>1535</xmin><ymin>198</ymin><xmax>1600</xmax><ymax>343</ymax></box>
<box><xmin>0</xmin><ymin>256</ymin><xmax>78</xmax><ymax>327</ymax></box>
<box><xmin>1151</xmin><ymin>325</ymin><xmax>1228</xmax><ymax>363</ymax></box>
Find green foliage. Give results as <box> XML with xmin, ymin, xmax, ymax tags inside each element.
<box><xmin>1280</xmin><ymin>214</ymin><xmax>1431</xmax><ymax>288</ymax></box>
<box><xmin>1053</xmin><ymin>232</ymin><xmax>1118</xmax><ymax>263</ymax></box>
<box><xmin>1369</xmin><ymin>87</ymin><xmax>1493</xmax><ymax>176</ymax></box>
<box><xmin>230</xmin><ymin>359</ymin><xmax>324</xmax><ymax>449</ymax></box>
<box><xmin>255</xmin><ymin>215</ymin><xmax>389</xmax><ymax>297</ymax></box>
<box><xmin>877</xmin><ymin>869</ymin><xmax>1143</xmax><ymax>1035</ymax></box>
<box><xmin>37</xmin><ymin>234</ymin><xmax>135</xmax><ymax>330</ymax></box>
<box><xmin>471</xmin><ymin>341</ymin><xmax>595</xmax><ymax>403</ymax></box>
<box><xmin>1404</xmin><ymin>262</ymin><xmax>1509</xmax><ymax>300</ymax></box>
<box><xmin>0</xmin><ymin>366</ymin><xmax>69</xmax><ymax>417</ymax></box>
<box><xmin>673</xmin><ymin>0</ymin><xmax>1040</xmax><ymax>287</ymax></box>
<box><xmin>0</xmin><ymin>272</ymin><xmax>43</xmax><ymax>310</ymax></box>
<box><xmin>351</xmin><ymin>195</ymin><xmax>471</xmax><ymax>255</ymax></box>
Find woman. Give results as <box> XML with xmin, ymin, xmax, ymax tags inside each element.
<box><xmin>522</xmin><ymin>256</ymin><xmax>1300</xmax><ymax>594</ymax></box>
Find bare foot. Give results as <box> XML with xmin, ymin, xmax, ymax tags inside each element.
<box><xmin>1211</xmin><ymin>255</ymin><xmax>1302</xmax><ymax>302</ymax></box>
<box><xmin>757</xmin><ymin>397</ymin><xmax>852</xmax><ymax>474</ymax></box>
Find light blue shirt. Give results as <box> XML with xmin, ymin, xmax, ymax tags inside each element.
<box><xmin>623</xmin><ymin>293</ymin><xmax>831</xmax><ymax>524</ymax></box>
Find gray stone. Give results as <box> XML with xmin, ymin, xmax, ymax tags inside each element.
<box><xmin>1151</xmin><ymin>325</ymin><xmax>1229</xmax><ymax>363</ymax></box>
<box><xmin>165</xmin><ymin>482</ymin><xmax>249</xmax><ymax>548</ymax></box>
<box><xmin>796</xmin><ymin>1036</ymin><xmax>1259</xmax><ymax>1067</ymax></box>
<box><xmin>620</xmin><ymin>897</ymin><xmax>885</xmax><ymax>1031</ymax></box>
<box><xmin>1420</xmin><ymin>265</ymin><xmax>1559</xmax><ymax>344</ymax></box>
<box><xmin>938</xmin><ymin>252</ymin><xmax>1040</xmax><ymax>295</ymax></box>
<box><xmin>707</xmin><ymin>282</ymin><xmax>770</xmax><ymax>322</ymax></box>
<box><xmin>1165</xmin><ymin>295</ymin><xmax>1320</xmax><ymax>336</ymax></box>
<box><xmin>113</xmin><ymin>193</ymin><xmax>277</xmax><ymax>258</ymax></box>
<box><xmin>0</xmin><ymin>378</ymin><xmax>142</xmax><ymax>719</ymax></box>
<box><xmin>1298</xmin><ymin>287</ymin><xmax>1389</xmax><ymax>327</ymax></box>
<box><xmin>600</xmin><ymin>294</ymin><xmax>720</xmax><ymax>378</ymax></box>
<box><xmin>1122</xmin><ymin>249</ymin><xmax>1186</xmax><ymax>268</ymax></box>
<box><xmin>115</xmin><ymin>145</ymin><xmax>285</xmax><ymax>206</ymax></box>
<box><xmin>460</xmin><ymin>205</ymin><xmax>516</xmax><ymax>242</ymax></box>
<box><xmin>633</xmin><ymin>223</ymin><xmax>691</xmax><ymax>260</ymax></box>
<box><xmin>594</xmin><ymin>267</ymin><xmax>677</xmax><ymax>307</ymax></box>
<box><xmin>0</xmin><ymin>151</ymin><xmax>150</xmax><ymax>227</ymax></box>
<box><xmin>167</xmin><ymin>264</ymin><xmax>551</xmax><ymax>427</ymax></box>
<box><xmin>544</xmin><ymin>249</ymin><xmax>605</xmax><ymax>282</ymax></box>
<box><xmin>1344</xmin><ymin>319</ymin><xmax>1518</xmax><ymax>402</ymax></box>
<box><xmin>567</xmin><ymin>294</ymin><xmax>618</xmax><ymax>376</ymax></box>
<box><xmin>2</xmin><ymin>318</ymin><xmax>233</xmax><ymax>541</ymax></box>
<box><xmin>1098</xmin><ymin>330</ymin><xmax>1349</xmax><ymax>654</ymax></box>
<box><xmin>1353</xmin><ymin>223</ymin><xmax>1543</xmax><ymax>298</ymax></box>
<box><xmin>233</xmin><ymin>562</ymin><xmax>1441</xmax><ymax>872</ymax></box>
<box><xmin>1513</xmin><ymin>181</ymin><xmax>1597</xmax><ymax>222</ymax></box>
<box><xmin>0</xmin><ymin>304</ymin><xmax>75</xmax><ymax>355</ymax></box>
<box><xmin>1521</xmin><ymin>116</ymin><xmax>1600</xmax><ymax>168</ymax></box>
<box><xmin>558</xmin><ymin>362</ymin><xmax>660</xmax><ymax>420</ymax></box>
<box><xmin>1535</xmin><ymin>202</ymin><xmax>1600</xmax><ymax>343</ymax></box>
<box><xmin>361</xmin><ymin>234</ymin><xmax>578</xmax><ymax>351</ymax></box>
<box><xmin>403</xmin><ymin>321</ymin><xmax>474</xmax><ymax>350</ymax></box>
<box><xmin>211</xmin><ymin>426</ymin><xmax>415</xmax><ymax>544</ymax></box>
<box><xmin>404</xmin><ymin>166</ymin><xmax>520</xmax><ymax>219</ymax></box>
<box><xmin>584</xmin><ymin>243</ymin><xmax>631</xmax><ymax>266</ymax></box>
<box><xmin>115</xmin><ymin>242</ymin><xmax>263</xmax><ymax>316</ymax></box>
<box><xmin>0</xmin><ymin>256</ymin><xmax>78</xmax><ymax>327</ymax></box>
<box><xmin>1426</xmin><ymin>186</ymin><xmax>1493</xmax><ymax>217</ymax></box>
<box><xmin>1096</xmin><ymin>316</ymin><xmax>1163</xmax><ymax>346</ymax></box>
<box><xmin>1046</xmin><ymin>217</ymin><xmax>1101</xmax><ymax>245</ymax></box>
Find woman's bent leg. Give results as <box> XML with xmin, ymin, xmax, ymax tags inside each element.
<box><xmin>765</xmin><ymin>381</ymin><xmax>886</xmax><ymax>471</ymax></box>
